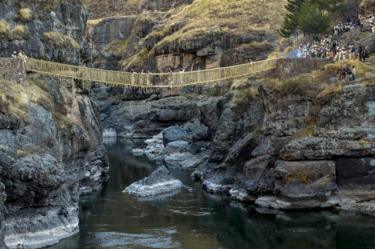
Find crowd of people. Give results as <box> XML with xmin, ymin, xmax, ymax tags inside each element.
<box><xmin>337</xmin><ymin>64</ymin><xmax>357</xmax><ymax>82</ymax></box>
<box><xmin>291</xmin><ymin>14</ymin><xmax>373</xmax><ymax>63</ymax></box>
<box><xmin>293</xmin><ymin>38</ymin><xmax>369</xmax><ymax>62</ymax></box>
<box><xmin>360</xmin><ymin>14</ymin><xmax>375</xmax><ymax>33</ymax></box>
<box><xmin>333</xmin><ymin>18</ymin><xmax>362</xmax><ymax>37</ymax></box>
<box><xmin>289</xmin><ymin>14</ymin><xmax>375</xmax><ymax>82</ymax></box>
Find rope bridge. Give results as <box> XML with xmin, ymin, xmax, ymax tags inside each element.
<box><xmin>24</xmin><ymin>57</ymin><xmax>279</xmax><ymax>88</ymax></box>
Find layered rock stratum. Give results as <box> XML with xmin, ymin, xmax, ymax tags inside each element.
<box><xmin>0</xmin><ymin>1</ymin><xmax>108</xmax><ymax>248</ymax></box>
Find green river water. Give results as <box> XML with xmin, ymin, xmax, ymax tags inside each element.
<box><xmin>50</xmin><ymin>139</ymin><xmax>375</xmax><ymax>249</ymax></box>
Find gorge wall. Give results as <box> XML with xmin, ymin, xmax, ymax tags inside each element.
<box><xmin>102</xmin><ymin>74</ymin><xmax>374</xmax><ymax>214</ymax></box>
<box><xmin>0</xmin><ymin>0</ymin><xmax>87</xmax><ymax>65</ymax></box>
<box><xmin>83</xmin><ymin>0</ymin><xmax>374</xmax><ymax>215</ymax></box>
<box><xmin>0</xmin><ymin>0</ymin><xmax>374</xmax><ymax>248</ymax></box>
<box><xmin>83</xmin><ymin>0</ymin><xmax>287</xmax><ymax>72</ymax></box>
<box><xmin>0</xmin><ymin>1</ymin><xmax>108</xmax><ymax>248</ymax></box>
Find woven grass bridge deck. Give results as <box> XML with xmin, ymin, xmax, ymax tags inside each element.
<box><xmin>23</xmin><ymin>57</ymin><xmax>327</xmax><ymax>88</ymax></box>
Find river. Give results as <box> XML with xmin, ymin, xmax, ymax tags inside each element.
<box><xmin>50</xmin><ymin>139</ymin><xmax>375</xmax><ymax>249</ymax></box>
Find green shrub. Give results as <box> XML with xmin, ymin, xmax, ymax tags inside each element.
<box><xmin>231</xmin><ymin>87</ymin><xmax>259</xmax><ymax>111</ymax></box>
<box><xmin>278</xmin><ymin>77</ymin><xmax>310</xmax><ymax>96</ymax></box>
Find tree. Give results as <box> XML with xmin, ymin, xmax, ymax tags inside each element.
<box><xmin>279</xmin><ymin>0</ymin><xmax>305</xmax><ymax>37</ymax></box>
<box><xmin>279</xmin><ymin>0</ymin><xmax>344</xmax><ymax>38</ymax></box>
<box><xmin>297</xmin><ymin>3</ymin><xmax>331</xmax><ymax>36</ymax></box>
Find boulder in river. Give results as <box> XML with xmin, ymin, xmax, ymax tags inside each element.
<box><xmin>124</xmin><ymin>166</ymin><xmax>183</xmax><ymax>197</ymax></box>
<box><xmin>164</xmin><ymin>151</ymin><xmax>210</xmax><ymax>169</ymax></box>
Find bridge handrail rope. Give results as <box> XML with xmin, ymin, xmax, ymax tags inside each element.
<box><xmin>23</xmin><ymin>56</ymin><xmax>326</xmax><ymax>88</ymax></box>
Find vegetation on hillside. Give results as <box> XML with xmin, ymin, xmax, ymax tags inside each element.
<box><xmin>120</xmin><ymin>0</ymin><xmax>288</xmax><ymax>69</ymax></box>
<box><xmin>19</xmin><ymin>8</ymin><xmax>33</xmax><ymax>20</ymax></box>
<box><xmin>280</xmin><ymin>0</ymin><xmax>345</xmax><ymax>37</ymax></box>
<box><xmin>43</xmin><ymin>31</ymin><xmax>80</xmax><ymax>49</ymax></box>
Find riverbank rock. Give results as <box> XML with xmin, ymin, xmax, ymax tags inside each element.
<box><xmin>100</xmin><ymin>96</ymin><xmax>200</xmax><ymax>138</ymax></box>
<box><xmin>274</xmin><ymin>161</ymin><xmax>337</xmax><ymax>200</ymax></box>
<box><xmin>254</xmin><ymin>160</ymin><xmax>339</xmax><ymax>209</ymax></box>
<box><xmin>162</xmin><ymin>120</ymin><xmax>208</xmax><ymax>145</ymax></box>
<box><xmin>165</xmin><ymin>141</ymin><xmax>191</xmax><ymax>153</ymax></box>
<box><xmin>132</xmin><ymin>133</ymin><xmax>166</xmax><ymax>163</ymax></box>
<box><xmin>0</xmin><ymin>181</ymin><xmax>6</xmax><ymax>249</ymax></box>
<box><xmin>124</xmin><ymin>166</ymin><xmax>183</xmax><ymax>197</ymax></box>
<box><xmin>164</xmin><ymin>151</ymin><xmax>210</xmax><ymax>169</ymax></box>
<box><xmin>202</xmin><ymin>166</ymin><xmax>236</xmax><ymax>195</ymax></box>
<box><xmin>0</xmin><ymin>74</ymin><xmax>108</xmax><ymax>248</ymax></box>
<box><xmin>335</xmin><ymin>158</ymin><xmax>375</xmax><ymax>216</ymax></box>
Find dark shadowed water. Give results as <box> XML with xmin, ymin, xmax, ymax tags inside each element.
<box><xmin>50</xmin><ymin>140</ymin><xmax>375</xmax><ymax>249</ymax></box>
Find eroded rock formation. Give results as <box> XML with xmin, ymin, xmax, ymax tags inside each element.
<box><xmin>0</xmin><ymin>1</ymin><xmax>108</xmax><ymax>248</ymax></box>
<box><xmin>109</xmin><ymin>78</ymin><xmax>374</xmax><ymax>214</ymax></box>
<box><xmin>0</xmin><ymin>74</ymin><xmax>109</xmax><ymax>249</ymax></box>
<box><xmin>0</xmin><ymin>0</ymin><xmax>87</xmax><ymax>64</ymax></box>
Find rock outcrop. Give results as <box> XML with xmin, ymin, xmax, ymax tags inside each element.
<box><xmin>120</xmin><ymin>76</ymin><xmax>374</xmax><ymax>214</ymax></box>
<box><xmin>98</xmin><ymin>95</ymin><xmax>200</xmax><ymax>138</ymax></box>
<box><xmin>0</xmin><ymin>1</ymin><xmax>110</xmax><ymax>248</ymax></box>
<box><xmin>83</xmin><ymin>0</ymin><xmax>287</xmax><ymax>72</ymax></box>
<box><xmin>0</xmin><ymin>181</ymin><xmax>6</xmax><ymax>249</ymax></box>
<box><xmin>124</xmin><ymin>165</ymin><xmax>182</xmax><ymax>197</ymax></box>
<box><xmin>82</xmin><ymin>0</ymin><xmax>374</xmax><ymax>214</ymax></box>
<box><xmin>206</xmin><ymin>81</ymin><xmax>374</xmax><ymax>212</ymax></box>
<box><xmin>0</xmin><ymin>0</ymin><xmax>87</xmax><ymax>64</ymax></box>
<box><xmin>0</xmin><ymin>74</ymin><xmax>108</xmax><ymax>248</ymax></box>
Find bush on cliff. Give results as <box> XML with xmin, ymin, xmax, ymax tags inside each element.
<box><xmin>43</xmin><ymin>31</ymin><xmax>80</xmax><ymax>49</ymax></box>
<box><xmin>19</xmin><ymin>8</ymin><xmax>33</xmax><ymax>21</ymax></box>
<box><xmin>0</xmin><ymin>20</ymin><xmax>10</xmax><ymax>34</ymax></box>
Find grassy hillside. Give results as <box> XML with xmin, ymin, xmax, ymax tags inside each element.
<box><xmin>146</xmin><ymin>0</ymin><xmax>286</xmax><ymax>47</ymax></box>
<box><xmin>123</xmin><ymin>0</ymin><xmax>287</xmax><ymax>69</ymax></box>
<box><xmin>84</xmin><ymin>0</ymin><xmax>288</xmax><ymax>71</ymax></box>
<box><xmin>166</xmin><ymin>0</ymin><xmax>285</xmax><ymax>33</ymax></box>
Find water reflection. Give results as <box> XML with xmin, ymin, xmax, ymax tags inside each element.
<box><xmin>50</xmin><ymin>140</ymin><xmax>375</xmax><ymax>249</ymax></box>
<box><xmin>86</xmin><ymin>229</ymin><xmax>180</xmax><ymax>249</ymax></box>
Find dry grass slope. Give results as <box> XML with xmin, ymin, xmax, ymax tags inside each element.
<box><xmin>121</xmin><ymin>0</ymin><xmax>288</xmax><ymax>69</ymax></box>
<box><xmin>19</xmin><ymin>8</ymin><xmax>32</xmax><ymax>20</ymax></box>
<box><xmin>43</xmin><ymin>31</ymin><xmax>80</xmax><ymax>49</ymax></box>
<box><xmin>0</xmin><ymin>20</ymin><xmax>10</xmax><ymax>34</ymax></box>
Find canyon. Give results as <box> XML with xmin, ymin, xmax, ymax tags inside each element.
<box><xmin>0</xmin><ymin>0</ymin><xmax>374</xmax><ymax>248</ymax></box>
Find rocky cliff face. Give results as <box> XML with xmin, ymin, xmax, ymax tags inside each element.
<box><xmin>206</xmin><ymin>80</ymin><xmax>374</xmax><ymax>212</ymax></box>
<box><xmin>0</xmin><ymin>181</ymin><xmax>6</xmax><ymax>249</ymax></box>
<box><xmin>0</xmin><ymin>0</ymin><xmax>87</xmax><ymax>64</ymax></box>
<box><xmin>0</xmin><ymin>74</ymin><xmax>108</xmax><ymax>249</ymax></box>
<box><xmin>83</xmin><ymin>0</ymin><xmax>286</xmax><ymax>72</ymax></box>
<box><xmin>108</xmin><ymin>64</ymin><xmax>374</xmax><ymax>214</ymax></box>
<box><xmin>0</xmin><ymin>1</ymin><xmax>109</xmax><ymax>248</ymax></box>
